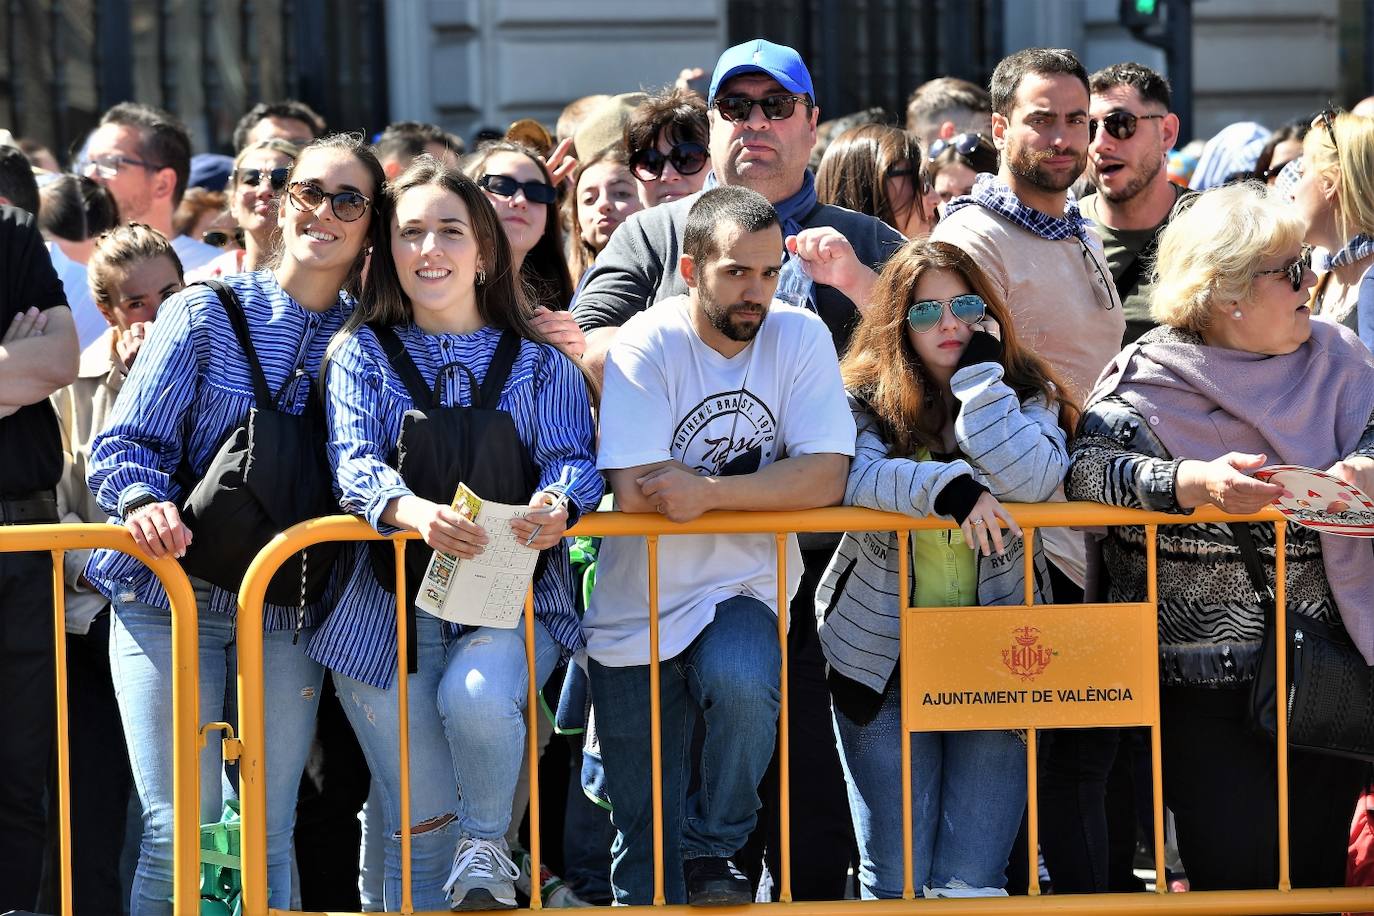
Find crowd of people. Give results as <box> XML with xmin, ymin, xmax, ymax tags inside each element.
<box><xmin>2</xmin><ymin>32</ymin><xmax>1374</xmax><ymax>916</ymax></box>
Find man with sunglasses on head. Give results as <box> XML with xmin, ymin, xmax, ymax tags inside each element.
<box><xmin>931</xmin><ymin>47</ymin><xmax>1124</xmax><ymax>600</ymax></box>
<box><xmin>573</xmin><ymin>38</ymin><xmax>902</xmax><ymax>906</ymax></box>
<box><xmin>1082</xmin><ymin>62</ymin><xmax>1186</xmax><ymax>346</ymax></box>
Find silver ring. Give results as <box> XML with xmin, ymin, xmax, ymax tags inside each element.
<box><xmin>972</xmin><ymin>519</ymin><xmax>985</xmax><ymax>526</ymax></box>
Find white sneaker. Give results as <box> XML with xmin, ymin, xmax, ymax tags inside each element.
<box><xmin>444</xmin><ymin>836</ymin><xmax>521</xmax><ymax>911</ymax></box>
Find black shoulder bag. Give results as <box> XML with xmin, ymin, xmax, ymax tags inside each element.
<box><xmin>1233</xmin><ymin>522</ymin><xmax>1374</xmax><ymax>761</ymax></box>
<box><xmin>366</xmin><ymin>326</ymin><xmax>541</xmax><ymax>626</ymax></box>
<box><xmin>177</xmin><ymin>280</ymin><xmax>341</xmax><ymax>614</ymax></box>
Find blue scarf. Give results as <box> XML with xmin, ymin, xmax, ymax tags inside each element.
<box><xmin>944</xmin><ymin>172</ymin><xmax>1087</xmax><ymax>242</ymax></box>
<box><xmin>1326</xmin><ymin>233</ymin><xmax>1374</xmax><ymax>270</ymax></box>
<box><xmin>705</xmin><ymin>170</ymin><xmax>819</xmax><ymax>311</ymax></box>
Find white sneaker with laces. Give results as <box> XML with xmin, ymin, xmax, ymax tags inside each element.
<box><xmin>444</xmin><ymin>836</ymin><xmax>521</xmax><ymax>911</ymax></box>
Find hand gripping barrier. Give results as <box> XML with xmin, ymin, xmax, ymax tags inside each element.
<box><xmin>230</xmin><ymin>505</ymin><xmax>1374</xmax><ymax>915</ymax></box>
<box><xmin>0</xmin><ymin>523</ymin><xmax>202</xmax><ymax>916</ymax></box>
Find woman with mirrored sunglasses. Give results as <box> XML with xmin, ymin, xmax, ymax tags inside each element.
<box><xmin>1292</xmin><ymin>109</ymin><xmax>1374</xmax><ymax>349</ymax></box>
<box><xmin>192</xmin><ymin>138</ymin><xmax>299</xmax><ymax>281</ymax></box>
<box><xmin>85</xmin><ymin>133</ymin><xmax>388</xmax><ymax>916</ymax></box>
<box><xmin>624</xmin><ymin>87</ymin><xmax>711</xmax><ymax>207</ymax></box>
<box><xmin>817</xmin><ymin>239</ymin><xmax>1076</xmax><ymax>900</ymax></box>
<box><xmin>463</xmin><ymin>140</ymin><xmax>584</xmax><ymax>357</ymax></box>
<box><xmin>816</xmin><ymin>123</ymin><xmax>932</xmax><ymax>240</ymax></box>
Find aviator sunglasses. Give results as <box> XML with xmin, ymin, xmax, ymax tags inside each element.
<box><xmin>927</xmin><ymin>132</ymin><xmax>985</xmax><ymax>160</ymax></box>
<box><xmin>629</xmin><ymin>141</ymin><xmax>709</xmax><ymax>181</ymax></box>
<box><xmin>711</xmin><ymin>94</ymin><xmax>811</xmax><ymax>123</ymax></box>
<box><xmin>1088</xmin><ymin>110</ymin><xmax>1165</xmax><ymax>142</ymax></box>
<box><xmin>478</xmin><ymin>173</ymin><xmax>558</xmax><ymax>205</ymax></box>
<box><xmin>286</xmin><ymin>181</ymin><xmax>371</xmax><ymax>222</ymax></box>
<box><xmin>235</xmin><ymin>167</ymin><xmax>290</xmax><ymax>192</ymax></box>
<box><xmin>1255</xmin><ymin>247</ymin><xmax>1312</xmax><ymax>292</ymax></box>
<box><xmin>906</xmin><ymin>293</ymin><xmax>987</xmax><ymax>334</ymax></box>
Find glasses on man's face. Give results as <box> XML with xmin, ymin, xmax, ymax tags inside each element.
<box><xmin>286</xmin><ymin>181</ymin><xmax>371</xmax><ymax>222</ymax></box>
<box><xmin>1255</xmin><ymin>247</ymin><xmax>1312</xmax><ymax>292</ymax></box>
<box><xmin>236</xmin><ymin>167</ymin><xmax>290</xmax><ymax>192</ymax></box>
<box><xmin>906</xmin><ymin>293</ymin><xmax>987</xmax><ymax>334</ymax></box>
<box><xmin>478</xmin><ymin>173</ymin><xmax>557</xmax><ymax>205</ymax></box>
<box><xmin>711</xmin><ymin>94</ymin><xmax>810</xmax><ymax>123</ymax></box>
<box><xmin>82</xmin><ymin>154</ymin><xmax>164</xmax><ymax>181</ymax></box>
<box><xmin>629</xmin><ymin>142</ymin><xmax>709</xmax><ymax>181</ymax></box>
<box><xmin>927</xmin><ymin>133</ymin><xmax>985</xmax><ymax>160</ymax></box>
<box><xmin>1087</xmin><ymin>110</ymin><xmax>1166</xmax><ymax>143</ymax></box>
<box><xmin>203</xmin><ymin>227</ymin><xmax>245</xmax><ymax>249</ymax></box>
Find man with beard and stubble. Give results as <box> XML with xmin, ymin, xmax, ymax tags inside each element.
<box><xmin>931</xmin><ymin>47</ymin><xmax>1124</xmax><ymax>599</ymax></box>
<box><xmin>585</xmin><ymin>186</ymin><xmax>853</xmax><ymax>907</ymax></box>
<box><xmin>1081</xmin><ymin>63</ymin><xmax>1186</xmax><ymax>346</ymax></box>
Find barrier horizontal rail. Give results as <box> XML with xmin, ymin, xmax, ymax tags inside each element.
<box><xmin>231</xmin><ymin>504</ymin><xmax>1374</xmax><ymax>916</ymax></box>
<box><xmin>0</xmin><ymin>523</ymin><xmax>202</xmax><ymax>916</ymax></box>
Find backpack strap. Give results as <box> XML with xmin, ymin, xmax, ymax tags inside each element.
<box><xmin>475</xmin><ymin>330</ymin><xmax>522</xmax><ymax>410</ymax></box>
<box><xmin>199</xmin><ymin>280</ymin><xmax>274</xmax><ymax>409</ymax></box>
<box><xmin>371</xmin><ymin>324</ymin><xmax>434</xmax><ymax>410</ymax></box>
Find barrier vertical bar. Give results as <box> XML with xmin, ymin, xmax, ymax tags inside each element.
<box><xmin>170</xmin><ymin>558</ymin><xmax>202</xmax><ymax>916</ymax></box>
<box><xmin>394</xmin><ymin>541</ymin><xmax>414</xmax><ymax>914</ymax></box>
<box><xmin>647</xmin><ymin>534</ymin><xmax>665</xmax><ymax>906</ymax></box>
<box><xmin>50</xmin><ymin>551</ymin><xmax>73</xmax><ymax>916</ymax></box>
<box><xmin>897</xmin><ymin>528</ymin><xmax>914</xmax><ymax>900</ymax></box>
<box><xmin>1274</xmin><ymin>521</ymin><xmax>1290</xmax><ymax>892</ymax></box>
<box><xmin>775</xmin><ymin>533</ymin><xmax>792</xmax><ymax>903</ymax></box>
<box><xmin>525</xmin><ymin>586</ymin><xmax>543</xmax><ymax>909</ymax></box>
<box><xmin>1026</xmin><ymin>727</ymin><xmax>1040</xmax><ymax>895</ymax></box>
<box><xmin>1147</xmin><ymin>525</ymin><xmax>1167</xmax><ymax>894</ymax></box>
<box><xmin>1021</xmin><ymin>527</ymin><xmax>1035</xmax><ymax>606</ymax></box>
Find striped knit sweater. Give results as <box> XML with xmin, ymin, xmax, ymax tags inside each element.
<box><xmin>816</xmin><ymin>357</ymin><xmax>1069</xmax><ymax>694</ymax></box>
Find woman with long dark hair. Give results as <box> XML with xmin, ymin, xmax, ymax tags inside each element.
<box><xmin>315</xmin><ymin>157</ymin><xmax>602</xmax><ymax>910</ymax></box>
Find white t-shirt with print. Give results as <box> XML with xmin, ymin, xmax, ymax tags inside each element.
<box><xmin>586</xmin><ymin>294</ymin><xmax>855</xmax><ymax>668</ymax></box>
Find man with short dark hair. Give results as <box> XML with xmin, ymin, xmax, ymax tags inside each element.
<box><xmin>82</xmin><ymin>103</ymin><xmax>219</xmax><ymax>272</ymax></box>
<box><xmin>231</xmin><ymin>99</ymin><xmax>326</xmax><ymax>152</ymax></box>
<box><xmin>372</xmin><ymin>120</ymin><xmax>464</xmax><ymax>178</ymax></box>
<box><xmin>0</xmin><ymin>201</ymin><xmax>79</xmax><ymax>912</ymax></box>
<box><xmin>587</xmin><ymin>186</ymin><xmax>853</xmax><ymax>907</ymax></box>
<box><xmin>0</xmin><ymin>145</ymin><xmax>40</xmax><ymax>216</ymax></box>
<box><xmin>932</xmin><ymin>47</ymin><xmax>1124</xmax><ymax>592</ymax></box>
<box><xmin>905</xmin><ymin>76</ymin><xmax>993</xmax><ymax>149</ymax></box>
<box><xmin>1082</xmin><ymin>62</ymin><xmax>1184</xmax><ymax>345</ymax></box>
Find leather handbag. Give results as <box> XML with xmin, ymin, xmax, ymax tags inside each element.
<box><xmin>1233</xmin><ymin>522</ymin><xmax>1374</xmax><ymax>762</ymax></box>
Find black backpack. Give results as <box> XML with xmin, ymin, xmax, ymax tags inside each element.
<box><xmin>176</xmin><ymin>280</ymin><xmax>341</xmax><ymax>613</ymax></box>
<box><xmin>365</xmin><ymin>325</ymin><xmax>541</xmax><ymax>648</ymax></box>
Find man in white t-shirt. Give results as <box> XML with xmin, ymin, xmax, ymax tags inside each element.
<box><xmin>586</xmin><ymin>186</ymin><xmax>854</xmax><ymax>906</ymax></box>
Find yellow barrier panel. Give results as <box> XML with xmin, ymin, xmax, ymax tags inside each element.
<box><xmin>0</xmin><ymin>523</ymin><xmax>201</xmax><ymax>916</ymax></box>
<box><xmin>233</xmin><ymin>504</ymin><xmax>1374</xmax><ymax>916</ymax></box>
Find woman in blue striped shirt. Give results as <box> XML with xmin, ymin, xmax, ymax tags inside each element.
<box><xmin>85</xmin><ymin>134</ymin><xmax>387</xmax><ymax>916</ymax></box>
<box><xmin>316</xmin><ymin>157</ymin><xmax>602</xmax><ymax>911</ymax></box>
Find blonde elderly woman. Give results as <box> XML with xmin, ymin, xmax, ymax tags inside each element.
<box><xmin>1066</xmin><ymin>181</ymin><xmax>1374</xmax><ymax>892</ymax></box>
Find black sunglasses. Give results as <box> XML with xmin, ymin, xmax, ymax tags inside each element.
<box><xmin>478</xmin><ymin>173</ymin><xmax>557</xmax><ymax>205</ymax></box>
<box><xmin>1088</xmin><ymin>110</ymin><xmax>1165</xmax><ymax>142</ymax></box>
<box><xmin>711</xmin><ymin>94</ymin><xmax>810</xmax><ymax>123</ymax></box>
<box><xmin>235</xmin><ymin>167</ymin><xmax>290</xmax><ymax>192</ymax></box>
<box><xmin>1315</xmin><ymin>106</ymin><xmax>1340</xmax><ymax>153</ymax></box>
<box><xmin>286</xmin><ymin>181</ymin><xmax>371</xmax><ymax>222</ymax></box>
<box><xmin>629</xmin><ymin>142</ymin><xmax>709</xmax><ymax>181</ymax></box>
<box><xmin>202</xmin><ymin>227</ymin><xmax>245</xmax><ymax>249</ymax></box>
<box><xmin>927</xmin><ymin>133</ymin><xmax>985</xmax><ymax>161</ymax></box>
<box><xmin>1256</xmin><ymin>247</ymin><xmax>1312</xmax><ymax>292</ymax></box>
<box><xmin>906</xmin><ymin>294</ymin><xmax>987</xmax><ymax>334</ymax></box>
<box><xmin>885</xmin><ymin>164</ymin><xmax>932</xmax><ymax>196</ymax></box>
<box><xmin>1260</xmin><ymin>158</ymin><xmax>1298</xmax><ymax>182</ymax></box>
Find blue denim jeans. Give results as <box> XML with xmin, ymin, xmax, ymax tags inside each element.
<box><xmin>588</xmin><ymin>595</ymin><xmax>781</xmax><ymax>905</ymax></box>
<box><xmin>437</xmin><ymin>621</ymin><xmax>559</xmax><ymax>841</ymax></box>
<box><xmin>332</xmin><ymin>614</ymin><xmax>456</xmax><ymax>911</ymax></box>
<box><xmin>110</xmin><ymin>587</ymin><xmax>324</xmax><ymax>915</ymax></box>
<box><xmin>833</xmin><ymin>672</ymin><xmax>1026</xmax><ymax>898</ymax></box>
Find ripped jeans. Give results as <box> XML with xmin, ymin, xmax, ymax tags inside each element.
<box><xmin>110</xmin><ymin>586</ymin><xmax>324</xmax><ymax>915</ymax></box>
<box><xmin>334</xmin><ymin>614</ymin><xmax>457</xmax><ymax>911</ymax></box>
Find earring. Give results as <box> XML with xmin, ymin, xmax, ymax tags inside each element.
<box><xmin>1232</xmin><ymin>308</ymin><xmax>1243</xmax><ymax>319</ymax></box>
<box><xmin>476</xmin><ymin>269</ymin><xmax>486</xmax><ymax>286</ymax></box>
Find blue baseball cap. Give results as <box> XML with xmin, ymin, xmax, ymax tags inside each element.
<box><xmin>708</xmin><ymin>39</ymin><xmax>815</xmax><ymax>106</ymax></box>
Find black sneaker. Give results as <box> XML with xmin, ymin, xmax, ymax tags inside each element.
<box><xmin>684</xmin><ymin>856</ymin><xmax>751</xmax><ymax>906</ymax></box>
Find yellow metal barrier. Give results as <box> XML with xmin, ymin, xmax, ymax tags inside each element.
<box><xmin>0</xmin><ymin>522</ymin><xmax>202</xmax><ymax>916</ymax></box>
<box><xmin>233</xmin><ymin>504</ymin><xmax>1374</xmax><ymax>915</ymax></box>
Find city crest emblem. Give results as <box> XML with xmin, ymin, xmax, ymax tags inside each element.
<box><xmin>1002</xmin><ymin>626</ymin><xmax>1054</xmax><ymax>681</ymax></box>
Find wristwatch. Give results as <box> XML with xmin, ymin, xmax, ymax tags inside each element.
<box><xmin>122</xmin><ymin>494</ymin><xmax>161</xmax><ymax>519</ymax></box>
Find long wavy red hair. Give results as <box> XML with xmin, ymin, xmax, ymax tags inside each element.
<box><xmin>841</xmin><ymin>239</ymin><xmax>1079</xmax><ymax>456</ymax></box>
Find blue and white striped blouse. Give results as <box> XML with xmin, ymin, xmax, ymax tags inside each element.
<box><xmin>85</xmin><ymin>270</ymin><xmax>351</xmax><ymax>630</ymax></box>
<box><xmin>309</xmin><ymin>321</ymin><xmax>603</xmax><ymax>689</ymax></box>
